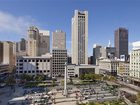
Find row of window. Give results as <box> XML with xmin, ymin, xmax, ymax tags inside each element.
<box><xmin>17</xmin><ymin>70</ymin><xmax>50</xmax><ymax>73</ymax></box>
<box><xmin>17</xmin><ymin>59</ymin><xmax>50</xmax><ymax>62</ymax></box>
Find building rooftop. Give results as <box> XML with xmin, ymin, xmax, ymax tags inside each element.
<box><xmin>132</xmin><ymin>41</ymin><xmax>140</xmax><ymax>50</ymax></box>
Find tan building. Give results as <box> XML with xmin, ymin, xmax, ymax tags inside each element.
<box><xmin>52</xmin><ymin>30</ymin><xmax>66</xmax><ymax>49</ymax></box>
<box><xmin>72</xmin><ymin>10</ymin><xmax>88</xmax><ymax>65</ymax></box>
<box><xmin>117</xmin><ymin>62</ymin><xmax>129</xmax><ymax>77</ymax></box>
<box><xmin>0</xmin><ymin>41</ymin><xmax>15</xmax><ymax>72</ymax></box>
<box><xmin>27</xmin><ymin>39</ymin><xmax>38</xmax><ymax>57</ymax></box>
<box><xmin>27</xmin><ymin>26</ymin><xmax>50</xmax><ymax>57</ymax></box>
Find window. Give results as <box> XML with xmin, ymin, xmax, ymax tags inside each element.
<box><xmin>19</xmin><ymin>71</ymin><xmax>23</xmax><ymax>73</ymax></box>
<box><xmin>47</xmin><ymin>60</ymin><xmax>50</xmax><ymax>62</ymax></box>
<box><xmin>28</xmin><ymin>71</ymin><xmax>31</xmax><ymax>73</ymax></box>
<box><xmin>24</xmin><ymin>71</ymin><xmax>27</xmax><ymax>73</ymax></box>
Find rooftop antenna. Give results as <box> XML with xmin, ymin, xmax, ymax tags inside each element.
<box><xmin>108</xmin><ymin>40</ymin><xmax>111</xmax><ymax>47</ymax></box>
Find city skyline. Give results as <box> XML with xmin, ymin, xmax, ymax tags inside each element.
<box><xmin>0</xmin><ymin>0</ymin><xmax>140</xmax><ymax>56</ymax></box>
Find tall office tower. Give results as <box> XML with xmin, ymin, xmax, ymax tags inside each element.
<box><xmin>52</xmin><ymin>30</ymin><xmax>66</xmax><ymax>49</ymax></box>
<box><xmin>114</xmin><ymin>27</ymin><xmax>128</xmax><ymax>59</ymax></box>
<box><xmin>28</xmin><ymin>26</ymin><xmax>39</xmax><ymax>40</ymax></box>
<box><xmin>52</xmin><ymin>30</ymin><xmax>67</xmax><ymax>77</ymax></box>
<box><xmin>39</xmin><ymin>30</ymin><xmax>50</xmax><ymax>56</ymax></box>
<box><xmin>0</xmin><ymin>41</ymin><xmax>15</xmax><ymax>72</ymax></box>
<box><xmin>20</xmin><ymin>38</ymin><xmax>26</xmax><ymax>51</ymax></box>
<box><xmin>16</xmin><ymin>38</ymin><xmax>26</xmax><ymax>52</ymax></box>
<box><xmin>27</xmin><ymin>26</ymin><xmax>39</xmax><ymax>57</ymax></box>
<box><xmin>71</xmin><ymin>10</ymin><xmax>88</xmax><ymax>65</ymax></box>
<box><xmin>130</xmin><ymin>41</ymin><xmax>140</xmax><ymax>79</ymax></box>
<box><xmin>93</xmin><ymin>44</ymin><xmax>101</xmax><ymax>64</ymax></box>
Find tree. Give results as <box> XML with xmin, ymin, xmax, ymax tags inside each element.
<box><xmin>52</xmin><ymin>79</ymin><xmax>56</xmax><ymax>86</ymax></box>
<box><xmin>84</xmin><ymin>74</ymin><xmax>91</xmax><ymax>80</ymax></box>
<box><xmin>20</xmin><ymin>74</ymin><xmax>33</xmax><ymax>82</ymax></box>
<box><xmin>79</xmin><ymin>74</ymin><xmax>85</xmax><ymax>80</ymax></box>
<box><xmin>94</xmin><ymin>74</ymin><xmax>102</xmax><ymax>81</ymax></box>
<box><xmin>5</xmin><ymin>76</ymin><xmax>15</xmax><ymax>86</ymax></box>
<box><xmin>137</xmin><ymin>91</ymin><xmax>140</xmax><ymax>104</ymax></box>
<box><xmin>69</xmin><ymin>77</ymin><xmax>73</xmax><ymax>84</ymax></box>
<box><xmin>109</xmin><ymin>76</ymin><xmax>116</xmax><ymax>82</ymax></box>
<box><xmin>34</xmin><ymin>75</ymin><xmax>45</xmax><ymax>82</ymax></box>
<box><xmin>60</xmin><ymin>80</ymin><xmax>64</xmax><ymax>86</ymax></box>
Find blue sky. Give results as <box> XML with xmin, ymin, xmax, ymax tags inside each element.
<box><xmin>0</xmin><ymin>0</ymin><xmax>140</xmax><ymax>56</ymax></box>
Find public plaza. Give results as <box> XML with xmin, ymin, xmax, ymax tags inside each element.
<box><xmin>6</xmin><ymin>82</ymin><xmax>119</xmax><ymax>105</ymax></box>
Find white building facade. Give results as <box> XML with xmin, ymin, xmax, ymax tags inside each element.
<box><xmin>130</xmin><ymin>41</ymin><xmax>140</xmax><ymax>79</ymax></box>
<box><xmin>16</xmin><ymin>55</ymin><xmax>52</xmax><ymax>77</ymax></box>
<box><xmin>67</xmin><ymin>64</ymin><xmax>99</xmax><ymax>77</ymax></box>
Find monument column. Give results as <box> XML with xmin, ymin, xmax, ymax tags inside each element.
<box><xmin>64</xmin><ymin>62</ymin><xmax>68</xmax><ymax>96</ymax></box>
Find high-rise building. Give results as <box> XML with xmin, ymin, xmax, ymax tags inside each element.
<box><xmin>39</xmin><ymin>30</ymin><xmax>50</xmax><ymax>56</ymax></box>
<box><xmin>71</xmin><ymin>10</ymin><xmax>88</xmax><ymax>65</ymax></box>
<box><xmin>52</xmin><ymin>30</ymin><xmax>66</xmax><ymax>49</ymax></box>
<box><xmin>0</xmin><ymin>41</ymin><xmax>15</xmax><ymax>72</ymax></box>
<box><xmin>130</xmin><ymin>41</ymin><xmax>140</xmax><ymax>79</ymax></box>
<box><xmin>93</xmin><ymin>44</ymin><xmax>102</xmax><ymax>64</ymax></box>
<box><xmin>16</xmin><ymin>38</ymin><xmax>26</xmax><ymax>52</ymax></box>
<box><xmin>93</xmin><ymin>44</ymin><xmax>116</xmax><ymax>65</ymax></box>
<box><xmin>28</xmin><ymin>26</ymin><xmax>39</xmax><ymax>40</ymax></box>
<box><xmin>52</xmin><ymin>30</ymin><xmax>67</xmax><ymax>77</ymax></box>
<box><xmin>52</xmin><ymin>49</ymin><xmax>67</xmax><ymax>77</ymax></box>
<box><xmin>27</xmin><ymin>26</ymin><xmax>50</xmax><ymax>57</ymax></box>
<box><xmin>27</xmin><ymin>26</ymin><xmax>39</xmax><ymax>57</ymax></box>
<box><xmin>114</xmin><ymin>27</ymin><xmax>128</xmax><ymax>59</ymax></box>
<box><xmin>20</xmin><ymin>38</ymin><xmax>26</xmax><ymax>51</ymax></box>
<box><xmin>27</xmin><ymin>40</ymin><xmax>38</xmax><ymax>57</ymax></box>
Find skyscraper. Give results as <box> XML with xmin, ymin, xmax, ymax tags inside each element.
<box><xmin>52</xmin><ymin>30</ymin><xmax>66</xmax><ymax>49</ymax></box>
<box><xmin>114</xmin><ymin>27</ymin><xmax>128</xmax><ymax>59</ymax></box>
<box><xmin>27</xmin><ymin>26</ymin><xmax>50</xmax><ymax>57</ymax></box>
<box><xmin>52</xmin><ymin>30</ymin><xmax>67</xmax><ymax>77</ymax></box>
<box><xmin>27</xmin><ymin>26</ymin><xmax>39</xmax><ymax>57</ymax></box>
<box><xmin>0</xmin><ymin>41</ymin><xmax>15</xmax><ymax>72</ymax></box>
<box><xmin>71</xmin><ymin>10</ymin><xmax>88</xmax><ymax>65</ymax></box>
<box><xmin>39</xmin><ymin>30</ymin><xmax>50</xmax><ymax>55</ymax></box>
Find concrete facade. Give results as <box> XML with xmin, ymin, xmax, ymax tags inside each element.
<box><xmin>52</xmin><ymin>30</ymin><xmax>66</xmax><ymax>49</ymax></box>
<box><xmin>0</xmin><ymin>64</ymin><xmax>9</xmax><ymax>76</ymax></box>
<box><xmin>16</xmin><ymin>55</ymin><xmax>52</xmax><ymax>77</ymax></box>
<box><xmin>72</xmin><ymin>10</ymin><xmax>88</xmax><ymax>65</ymax></box>
<box><xmin>98</xmin><ymin>58</ymin><xmax>119</xmax><ymax>76</ymax></box>
<box><xmin>39</xmin><ymin>30</ymin><xmax>50</xmax><ymax>56</ymax></box>
<box><xmin>52</xmin><ymin>49</ymin><xmax>67</xmax><ymax>77</ymax></box>
<box><xmin>67</xmin><ymin>64</ymin><xmax>99</xmax><ymax>77</ymax></box>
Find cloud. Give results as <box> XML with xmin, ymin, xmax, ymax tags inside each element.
<box><xmin>0</xmin><ymin>11</ymin><xmax>37</xmax><ymax>36</ymax></box>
